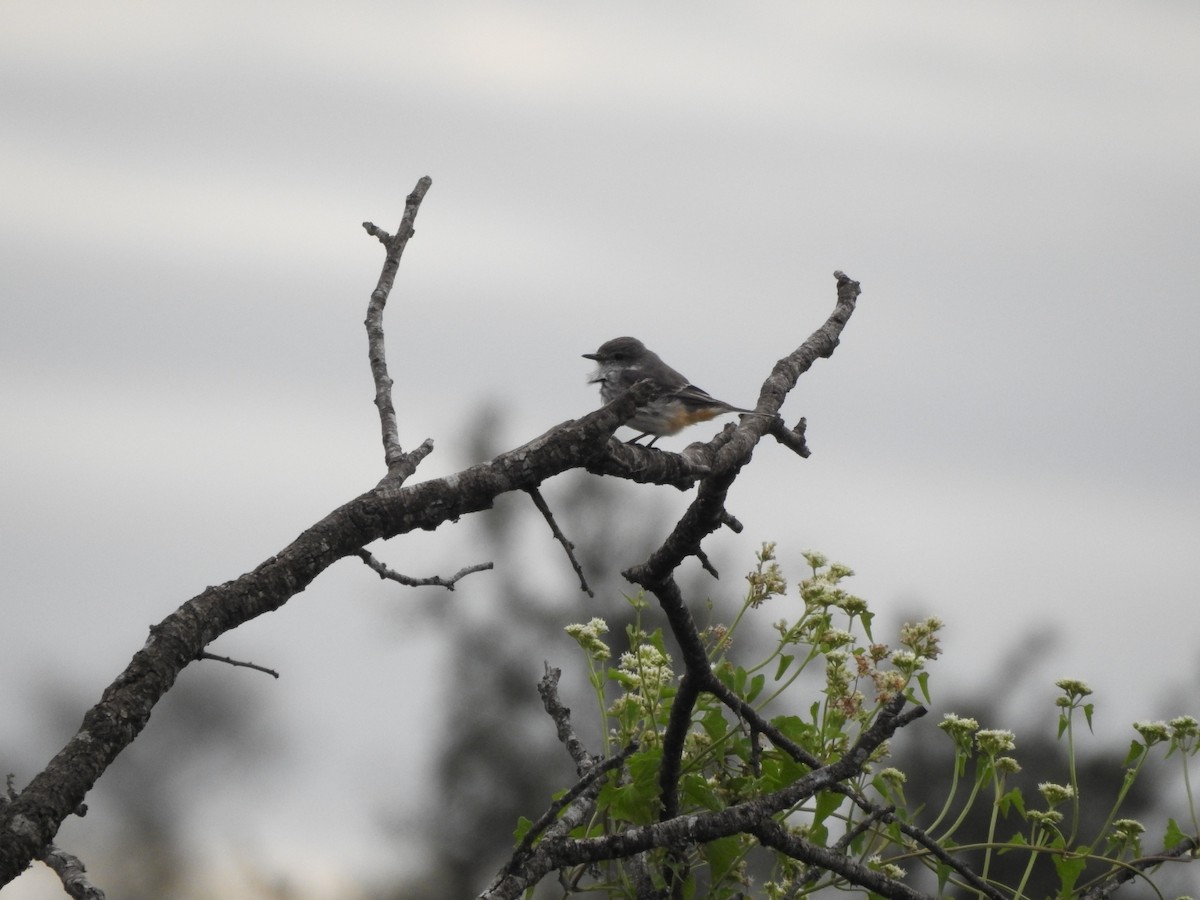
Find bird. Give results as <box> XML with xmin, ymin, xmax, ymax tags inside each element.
<box><xmin>583</xmin><ymin>336</ymin><xmax>758</xmax><ymax>446</ymax></box>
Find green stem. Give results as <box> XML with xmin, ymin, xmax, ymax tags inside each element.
<box><xmin>1011</xmin><ymin>823</ymin><xmax>1045</xmax><ymax>900</ymax></box>
<box><xmin>754</xmin><ymin>644</ymin><xmax>822</xmax><ymax>710</ymax></box>
<box><xmin>1065</xmin><ymin>713</ymin><xmax>1081</xmax><ymax>845</ymax></box>
<box><xmin>981</xmin><ymin>766</ymin><xmax>1004</xmax><ymax>882</ymax></box>
<box><xmin>925</xmin><ymin>748</ymin><xmax>966</xmax><ymax>834</ymax></box>
<box><xmin>936</xmin><ymin>758</ymin><xmax>989</xmax><ymax>844</ymax></box>
<box><xmin>1092</xmin><ymin>755</ymin><xmax>1146</xmax><ymax>851</ymax></box>
<box><xmin>1183</xmin><ymin>743</ymin><xmax>1200</xmax><ymax>836</ymax></box>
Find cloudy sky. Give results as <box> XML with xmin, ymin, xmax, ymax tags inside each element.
<box><xmin>4</xmin><ymin>2</ymin><xmax>1199</xmax><ymax>896</ymax></box>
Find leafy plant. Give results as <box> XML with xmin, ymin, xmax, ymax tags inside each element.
<box><xmin>510</xmin><ymin>544</ymin><xmax>1200</xmax><ymax>899</ymax></box>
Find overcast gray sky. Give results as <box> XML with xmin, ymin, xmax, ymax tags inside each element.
<box><xmin>4</xmin><ymin>3</ymin><xmax>1199</xmax><ymax>896</ymax></box>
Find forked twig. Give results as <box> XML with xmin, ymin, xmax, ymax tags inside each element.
<box><xmin>362</xmin><ymin>176</ymin><xmax>434</xmax><ymax>482</ymax></box>
<box><xmin>356</xmin><ymin>548</ymin><xmax>493</xmax><ymax>591</ymax></box>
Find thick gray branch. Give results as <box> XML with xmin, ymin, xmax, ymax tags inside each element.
<box><xmin>0</xmin><ymin>382</ymin><xmax>655</xmax><ymax>884</ymax></box>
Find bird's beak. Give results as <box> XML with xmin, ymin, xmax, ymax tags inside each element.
<box><xmin>582</xmin><ymin>352</ymin><xmax>599</xmax><ymax>360</ymax></box>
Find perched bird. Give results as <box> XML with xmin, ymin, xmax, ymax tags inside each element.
<box><xmin>583</xmin><ymin>336</ymin><xmax>757</xmax><ymax>446</ymax></box>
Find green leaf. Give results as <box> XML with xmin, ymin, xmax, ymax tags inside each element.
<box><xmin>1056</xmin><ymin>712</ymin><xmax>1069</xmax><ymax>739</ymax></box>
<box><xmin>513</xmin><ymin>816</ymin><xmax>534</xmax><ymax>843</ymax></box>
<box><xmin>607</xmin><ymin>667</ymin><xmax>634</xmax><ymax>688</ymax></box>
<box><xmin>702</xmin><ymin>835</ymin><xmax>745</xmax><ymax>886</ymax></box>
<box><xmin>771</xmin><ymin>714</ymin><xmax>819</xmax><ymax>759</ymax></box>
<box><xmin>811</xmin><ymin>790</ymin><xmax>845</xmax><ymax>835</ymax></box>
<box><xmin>648</xmin><ymin>627</ymin><xmax>668</xmax><ymax>656</ymax></box>
<box><xmin>1083</xmin><ymin>702</ymin><xmax>1095</xmax><ymax>733</ymax></box>
<box><xmin>934</xmin><ymin>858</ymin><xmax>952</xmax><ymax>895</ymax></box>
<box><xmin>1051</xmin><ymin>851</ymin><xmax>1087</xmax><ymax>894</ymax></box>
<box><xmin>1164</xmin><ymin>817</ymin><xmax>1187</xmax><ymax>847</ymax></box>
<box><xmin>701</xmin><ymin>705</ymin><xmax>728</xmax><ymax>742</ymax></box>
<box><xmin>1123</xmin><ymin>739</ymin><xmax>1147</xmax><ymax>767</ymax></box>
<box><xmin>809</xmin><ymin>820</ymin><xmax>829</xmax><ymax>847</ymax></box>
<box><xmin>775</xmin><ymin>654</ymin><xmax>794</xmax><ymax>681</ymax></box>
<box><xmin>601</xmin><ymin>748</ymin><xmax>662</xmax><ymax>824</ymax></box>
<box><xmin>682</xmin><ymin>772</ymin><xmax>723</xmax><ymax>811</ymax></box>
<box><xmin>746</xmin><ymin>673</ymin><xmax>766</xmax><ymax>703</ymax></box>
<box><xmin>997</xmin><ymin>786</ymin><xmax>1024</xmax><ymax>818</ymax></box>
<box><xmin>757</xmin><ymin>756</ymin><xmax>784</xmax><ymax>791</ymax></box>
<box><xmin>916</xmin><ymin>671</ymin><xmax>932</xmax><ymax>704</ymax></box>
<box><xmin>713</xmin><ymin>659</ymin><xmax>736</xmax><ymax>688</ymax></box>
<box><xmin>860</xmin><ymin>609</ymin><xmax>875</xmax><ymax>641</ymax></box>
<box><xmin>772</xmin><ymin>714</ymin><xmax>812</xmax><ymax>743</ymax></box>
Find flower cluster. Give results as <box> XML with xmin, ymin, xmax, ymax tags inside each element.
<box><xmin>564</xmin><ymin>617</ymin><xmax>611</xmax><ymax>661</ymax></box>
<box><xmin>607</xmin><ymin>641</ymin><xmax>675</xmax><ymax>743</ymax></box>
<box><xmin>745</xmin><ymin>542</ymin><xmax>787</xmax><ymax>607</ymax></box>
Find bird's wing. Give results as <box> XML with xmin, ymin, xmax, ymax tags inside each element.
<box><xmin>672</xmin><ymin>383</ymin><xmax>749</xmax><ymax>413</ymax></box>
<box><xmin>609</xmin><ymin>365</ymin><xmax>687</xmax><ymax>392</ymax></box>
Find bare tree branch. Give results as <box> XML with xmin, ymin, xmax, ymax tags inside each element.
<box><xmin>753</xmin><ymin>817</ymin><xmax>929</xmax><ymax>900</ymax></box>
<box><xmin>485</xmin><ymin>666</ymin><xmax>632</xmax><ymax>899</ymax></box>
<box><xmin>0</xmin><ymin>182</ymin><xmax>879</xmax><ymax>897</ymax></box>
<box><xmin>878</xmin><ymin>806</ymin><xmax>1007</xmax><ymax>900</ymax></box>
<box><xmin>537</xmin><ymin>694</ymin><xmax>912</xmax><ymax>867</ymax></box>
<box><xmin>362</xmin><ymin>175</ymin><xmax>433</xmax><ymax>482</ymax></box>
<box><xmin>525</xmin><ymin>487</ymin><xmax>593</xmax><ymax>597</ymax></box>
<box><xmin>0</xmin><ymin>377</ymin><xmax>687</xmax><ymax>884</ymax></box>
<box><xmin>483</xmin><ymin>693</ymin><xmax>916</xmax><ymax>900</ymax></box>
<box><xmin>536</xmin><ymin>664</ymin><xmax>593</xmax><ymax>771</ymax></box>
<box><xmin>196</xmin><ymin>652</ymin><xmax>280</xmax><ymax>679</ymax></box>
<box><xmin>0</xmin><ymin>196</ymin><xmax>684</xmax><ymax>886</ymax></box>
<box><xmin>1079</xmin><ymin>834</ymin><xmax>1200</xmax><ymax>900</ymax></box>
<box><xmin>507</xmin><ymin>748</ymin><xmax>633</xmax><ymax>867</ymax></box>
<box><xmin>355</xmin><ymin>547</ymin><xmax>493</xmax><ymax>591</ymax></box>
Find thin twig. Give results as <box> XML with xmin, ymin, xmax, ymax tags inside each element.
<box><xmin>526</xmin><ymin>487</ymin><xmax>593</xmax><ymax>597</ymax></box>
<box><xmin>537</xmin><ymin>664</ymin><xmax>592</xmax><ymax>770</ymax></box>
<box><xmin>888</xmin><ymin>812</ymin><xmax>1006</xmax><ymax>900</ymax></box>
<box><xmin>800</xmin><ymin>804</ymin><xmax>893</xmax><ymax>886</ymax></box>
<box><xmin>754</xmin><ymin>818</ymin><xmax>930</xmax><ymax>900</ymax></box>
<box><xmin>485</xmin><ymin>667</ymin><xmax>621</xmax><ymax>897</ymax></box>
<box><xmin>505</xmin><ymin>744</ymin><xmax>637</xmax><ymax>874</ymax></box>
<box><xmin>362</xmin><ymin>175</ymin><xmax>433</xmax><ymax>481</ymax></box>
<box><xmin>1079</xmin><ymin>835</ymin><xmax>1200</xmax><ymax>900</ymax></box>
<box><xmin>196</xmin><ymin>652</ymin><xmax>280</xmax><ymax>679</ymax></box>
<box><xmin>356</xmin><ymin>548</ymin><xmax>492</xmax><ymax>591</ymax></box>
